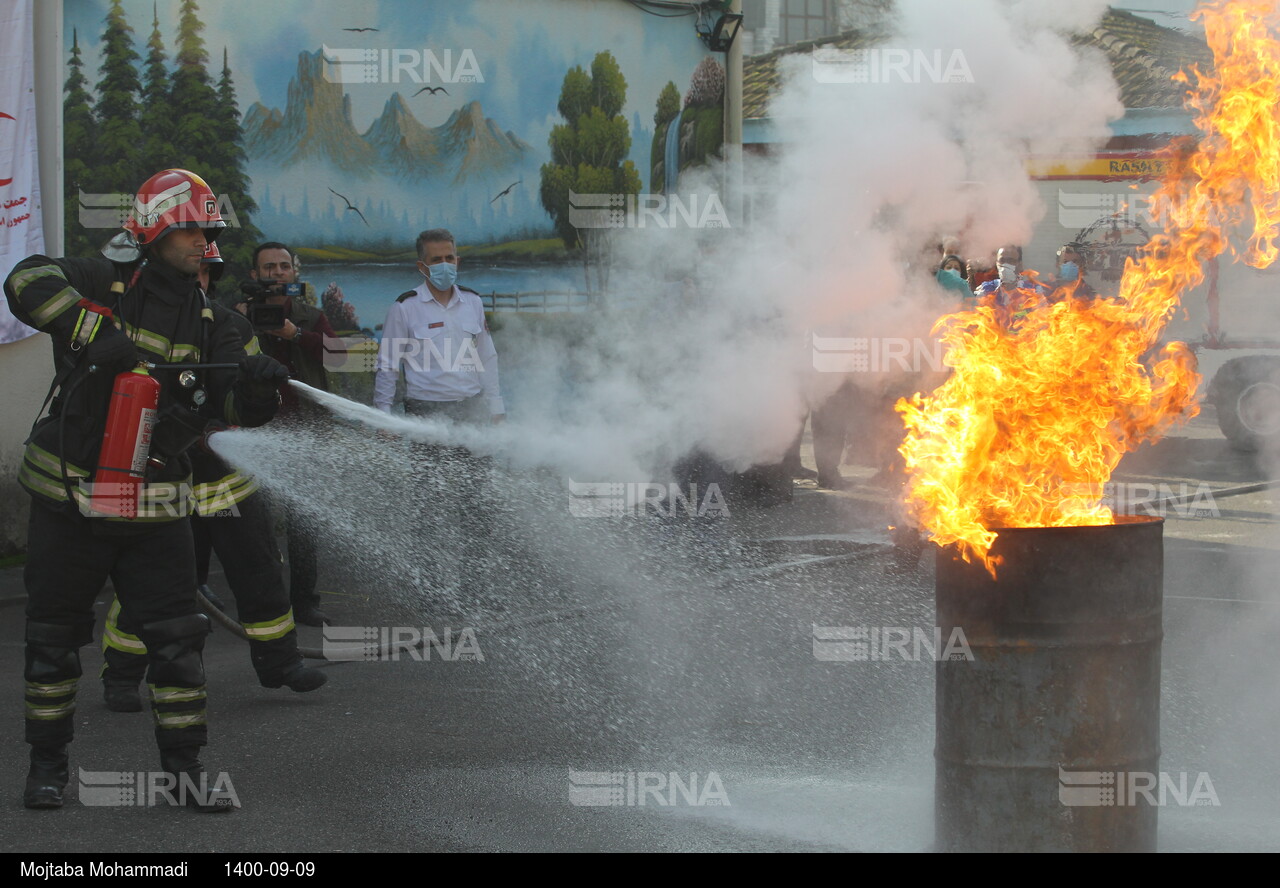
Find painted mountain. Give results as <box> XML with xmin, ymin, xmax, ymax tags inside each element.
<box><xmin>244</xmin><ymin>49</ymin><xmax>545</xmax><ymax>250</ymax></box>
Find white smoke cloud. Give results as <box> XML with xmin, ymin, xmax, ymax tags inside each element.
<box><xmin>484</xmin><ymin>0</ymin><xmax>1124</xmax><ymax>482</ymax></box>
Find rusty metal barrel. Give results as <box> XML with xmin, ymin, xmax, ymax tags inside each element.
<box><xmin>934</xmin><ymin>516</ymin><xmax>1163</xmax><ymax>852</ymax></box>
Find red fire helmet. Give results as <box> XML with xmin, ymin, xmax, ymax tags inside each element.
<box><xmin>201</xmin><ymin>240</ymin><xmax>224</xmax><ymax>281</ymax></box>
<box><xmin>124</xmin><ymin>169</ymin><xmax>227</xmax><ymax>246</ymax></box>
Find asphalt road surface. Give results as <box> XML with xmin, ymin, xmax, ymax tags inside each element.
<box><xmin>1</xmin><ymin>408</ymin><xmax>1276</xmax><ymax>853</ymax></box>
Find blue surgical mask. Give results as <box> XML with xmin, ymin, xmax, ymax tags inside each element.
<box><xmin>1059</xmin><ymin>261</ymin><xmax>1079</xmax><ymax>281</ymax></box>
<box><xmin>424</xmin><ymin>261</ymin><xmax>457</xmax><ymax>290</ymax></box>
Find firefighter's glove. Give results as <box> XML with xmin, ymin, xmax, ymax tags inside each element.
<box><xmin>85</xmin><ymin>325</ymin><xmax>138</xmax><ymax>375</ymax></box>
<box><xmin>236</xmin><ymin>354</ymin><xmax>289</xmax><ymax>403</ymax></box>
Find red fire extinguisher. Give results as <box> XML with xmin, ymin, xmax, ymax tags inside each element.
<box><xmin>90</xmin><ymin>364</ymin><xmax>160</xmax><ymax>518</ymax></box>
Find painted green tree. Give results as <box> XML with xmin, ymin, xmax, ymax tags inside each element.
<box><xmin>651</xmin><ymin>81</ymin><xmax>680</xmax><ymax>192</ymax></box>
<box><xmin>63</xmin><ymin>29</ymin><xmax>98</xmax><ymax>257</ymax></box>
<box><xmin>208</xmin><ymin>47</ymin><xmax>261</xmax><ymax>270</ymax></box>
<box><xmin>654</xmin><ymin>81</ymin><xmax>680</xmax><ymax>129</ymax></box>
<box><xmin>93</xmin><ymin>0</ymin><xmax>144</xmax><ymax>204</ymax></box>
<box><xmin>61</xmin><ymin>0</ymin><xmax>257</xmax><ymax>263</ymax></box>
<box><xmin>139</xmin><ymin>3</ymin><xmax>176</xmax><ymax>174</ymax></box>
<box><xmin>169</xmin><ymin>0</ymin><xmax>219</xmax><ymax>171</ymax></box>
<box><xmin>539</xmin><ymin>51</ymin><xmax>641</xmax><ymax>298</ymax></box>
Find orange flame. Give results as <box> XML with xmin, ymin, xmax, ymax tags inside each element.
<box><xmin>897</xmin><ymin>0</ymin><xmax>1280</xmax><ymax>574</ymax></box>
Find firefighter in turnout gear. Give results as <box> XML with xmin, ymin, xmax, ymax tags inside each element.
<box><xmin>100</xmin><ymin>242</ymin><xmax>327</xmax><ymax>710</ymax></box>
<box><xmin>4</xmin><ymin>169</ymin><xmax>288</xmax><ymax>811</ymax></box>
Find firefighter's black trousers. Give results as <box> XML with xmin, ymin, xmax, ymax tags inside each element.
<box><xmin>23</xmin><ymin>501</ymin><xmax>208</xmax><ymax>752</ymax></box>
<box><xmin>104</xmin><ymin>492</ymin><xmax>301</xmax><ymax>686</ymax></box>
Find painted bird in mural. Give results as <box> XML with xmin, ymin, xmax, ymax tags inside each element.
<box><xmin>342</xmin><ymin>27</ymin><xmax>379</xmax><ymax>32</ymax></box>
<box><xmin>328</xmin><ymin>187</ymin><xmax>370</xmax><ymax>227</ymax></box>
<box><xmin>413</xmin><ymin>86</ymin><xmax>450</xmax><ymax>96</ymax></box>
<box><xmin>490</xmin><ymin>180</ymin><xmax>522</xmax><ymax>204</ymax></box>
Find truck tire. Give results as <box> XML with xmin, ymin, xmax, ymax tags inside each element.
<box><xmin>1208</xmin><ymin>355</ymin><xmax>1280</xmax><ymax>451</ymax></box>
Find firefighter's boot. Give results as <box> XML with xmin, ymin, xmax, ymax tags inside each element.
<box><xmin>139</xmin><ymin>613</ymin><xmax>228</xmax><ymax>811</ymax></box>
<box><xmin>158</xmin><ymin>746</ymin><xmax>235</xmax><ymax>813</ymax></box>
<box><xmin>23</xmin><ymin>621</ymin><xmax>89</xmax><ymax>809</ymax></box>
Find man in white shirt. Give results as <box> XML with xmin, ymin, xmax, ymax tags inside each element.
<box><xmin>374</xmin><ymin>229</ymin><xmax>504</xmax><ymax>601</ymax></box>
<box><xmin>374</xmin><ymin>229</ymin><xmax>505</xmax><ymax>423</ymax></box>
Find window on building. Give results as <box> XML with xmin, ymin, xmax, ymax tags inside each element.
<box><xmin>781</xmin><ymin>0</ymin><xmax>834</xmax><ymax>46</ymax></box>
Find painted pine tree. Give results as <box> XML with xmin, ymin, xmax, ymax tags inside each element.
<box><xmin>63</xmin><ymin>29</ymin><xmax>99</xmax><ymax>257</ymax></box>
<box><xmin>210</xmin><ymin>46</ymin><xmax>261</xmax><ymax>270</ymax></box>
<box><xmin>93</xmin><ymin>0</ymin><xmax>144</xmax><ymax>201</ymax></box>
<box><xmin>139</xmin><ymin>2</ymin><xmax>175</xmax><ymax>175</ymax></box>
<box><xmin>169</xmin><ymin>1</ymin><xmax>218</xmax><ymax>171</ymax></box>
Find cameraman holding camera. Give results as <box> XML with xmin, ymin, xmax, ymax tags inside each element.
<box><xmin>235</xmin><ymin>242</ymin><xmax>337</xmax><ymax>626</ymax></box>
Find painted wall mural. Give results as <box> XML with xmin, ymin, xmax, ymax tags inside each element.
<box><xmin>63</xmin><ymin>0</ymin><xmax>719</xmax><ymax>278</ymax></box>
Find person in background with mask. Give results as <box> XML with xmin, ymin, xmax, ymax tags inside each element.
<box><xmin>935</xmin><ymin>253</ymin><xmax>973</xmax><ymax>305</ymax></box>
<box><xmin>1047</xmin><ymin>243</ymin><xmax>1098</xmax><ymax>303</ymax></box>
<box><xmin>973</xmin><ymin>244</ymin><xmax>1047</xmax><ymax>328</ymax></box>
<box><xmin>374</xmin><ymin>229</ymin><xmax>505</xmax><ymax>601</ymax></box>
<box><xmin>375</xmin><ymin>229</ymin><xmax>504</xmax><ymax>423</ymax></box>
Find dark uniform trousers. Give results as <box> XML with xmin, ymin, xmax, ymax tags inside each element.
<box><xmin>283</xmin><ymin>499</ymin><xmax>320</xmax><ymax>612</ymax></box>
<box><xmin>24</xmin><ymin>502</ymin><xmax>209</xmax><ymax>753</ymax></box>
<box><xmin>404</xmin><ymin>396</ymin><xmax>494</xmax><ymax>593</ymax></box>
<box><xmin>810</xmin><ymin>380</ymin><xmax>858</xmax><ymax>481</ymax></box>
<box><xmin>104</xmin><ymin>491</ymin><xmax>302</xmax><ymax>685</ymax></box>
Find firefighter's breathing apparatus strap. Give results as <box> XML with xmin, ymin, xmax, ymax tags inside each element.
<box><xmin>33</xmin><ymin>277</ymin><xmax>129</xmax><ymax>512</ymax></box>
<box><xmin>30</xmin><ymin>283</ymin><xmax>123</xmax><ymax>439</ymax></box>
<box><xmin>70</xmin><ymin>295</ymin><xmax>115</xmax><ymax>351</ymax></box>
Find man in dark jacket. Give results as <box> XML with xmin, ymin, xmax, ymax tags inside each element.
<box><xmin>232</xmin><ymin>242</ymin><xmax>336</xmax><ymax>626</ymax></box>
<box><xmin>4</xmin><ymin>168</ymin><xmax>288</xmax><ymax>811</ymax></box>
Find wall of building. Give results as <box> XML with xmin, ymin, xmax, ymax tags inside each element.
<box><xmin>0</xmin><ymin>335</ymin><xmax>54</xmax><ymax>557</ymax></box>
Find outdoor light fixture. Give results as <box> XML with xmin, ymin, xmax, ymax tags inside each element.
<box><xmin>697</xmin><ymin>9</ymin><xmax>743</xmax><ymax>52</ymax></box>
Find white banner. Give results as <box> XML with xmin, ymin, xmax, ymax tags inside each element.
<box><xmin>0</xmin><ymin>0</ymin><xmax>42</xmax><ymax>345</ymax></box>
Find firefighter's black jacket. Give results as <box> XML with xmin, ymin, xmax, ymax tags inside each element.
<box><xmin>4</xmin><ymin>254</ymin><xmax>279</xmax><ymax>524</ymax></box>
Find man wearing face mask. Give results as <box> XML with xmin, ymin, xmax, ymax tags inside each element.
<box><xmin>973</xmin><ymin>244</ymin><xmax>1047</xmax><ymax>327</ymax></box>
<box><xmin>1047</xmin><ymin>243</ymin><xmax>1098</xmax><ymax>303</ymax></box>
<box><xmin>374</xmin><ymin>229</ymin><xmax>504</xmax><ymax>601</ymax></box>
<box><xmin>374</xmin><ymin>229</ymin><xmax>504</xmax><ymax>423</ymax></box>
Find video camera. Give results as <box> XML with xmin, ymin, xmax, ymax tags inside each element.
<box><xmin>238</xmin><ymin>280</ymin><xmax>303</xmax><ymax>330</ymax></box>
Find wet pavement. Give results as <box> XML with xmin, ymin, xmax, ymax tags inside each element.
<box><xmin>1</xmin><ymin>409</ymin><xmax>1278</xmax><ymax>853</ymax></box>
